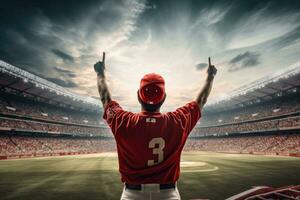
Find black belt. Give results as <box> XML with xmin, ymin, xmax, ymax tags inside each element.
<box><xmin>125</xmin><ymin>183</ymin><xmax>175</xmax><ymax>191</ymax></box>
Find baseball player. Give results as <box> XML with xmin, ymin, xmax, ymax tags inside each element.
<box><xmin>94</xmin><ymin>52</ymin><xmax>217</xmax><ymax>200</ymax></box>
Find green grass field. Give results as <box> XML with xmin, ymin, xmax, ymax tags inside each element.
<box><xmin>0</xmin><ymin>152</ymin><xmax>299</xmax><ymax>200</ymax></box>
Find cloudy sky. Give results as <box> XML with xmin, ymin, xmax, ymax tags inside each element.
<box><xmin>1</xmin><ymin>0</ymin><xmax>300</xmax><ymax>110</ymax></box>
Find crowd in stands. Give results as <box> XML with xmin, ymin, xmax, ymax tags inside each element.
<box><xmin>1</xmin><ymin>113</ymin><xmax>298</xmax><ymax>138</ymax></box>
<box><xmin>200</xmin><ymin>95</ymin><xmax>300</xmax><ymax>126</ymax></box>
<box><xmin>0</xmin><ymin>95</ymin><xmax>102</xmax><ymax>126</ymax></box>
<box><xmin>0</xmin><ymin>118</ymin><xmax>112</xmax><ymax>136</ymax></box>
<box><xmin>184</xmin><ymin>134</ymin><xmax>300</xmax><ymax>154</ymax></box>
<box><xmin>1</xmin><ymin>91</ymin><xmax>299</xmax><ymax>138</ymax></box>
<box><xmin>1</xmin><ymin>133</ymin><xmax>299</xmax><ymax>157</ymax></box>
<box><xmin>193</xmin><ymin>116</ymin><xmax>300</xmax><ymax>136</ymax></box>
<box><xmin>0</xmin><ymin>85</ymin><xmax>299</xmax><ymax>158</ymax></box>
<box><xmin>0</xmin><ymin>135</ymin><xmax>116</xmax><ymax>156</ymax></box>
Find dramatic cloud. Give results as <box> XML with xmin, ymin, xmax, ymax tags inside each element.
<box><xmin>195</xmin><ymin>63</ymin><xmax>208</xmax><ymax>70</ymax></box>
<box><xmin>54</xmin><ymin>67</ymin><xmax>76</xmax><ymax>78</ymax></box>
<box><xmin>52</xmin><ymin>49</ymin><xmax>74</xmax><ymax>62</ymax></box>
<box><xmin>228</xmin><ymin>51</ymin><xmax>260</xmax><ymax>71</ymax></box>
<box><xmin>225</xmin><ymin>6</ymin><xmax>300</xmax><ymax>50</ymax></box>
<box><xmin>45</xmin><ymin>77</ymin><xmax>78</xmax><ymax>88</ymax></box>
<box><xmin>191</xmin><ymin>6</ymin><xmax>231</xmax><ymax>29</ymax></box>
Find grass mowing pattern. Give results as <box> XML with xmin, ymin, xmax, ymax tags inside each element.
<box><xmin>0</xmin><ymin>152</ymin><xmax>299</xmax><ymax>200</ymax></box>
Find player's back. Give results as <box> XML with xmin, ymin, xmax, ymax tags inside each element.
<box><xmin>104</xmin><ymin>101</ymin><xmax>201</xmax><ymax>184</ymax></box>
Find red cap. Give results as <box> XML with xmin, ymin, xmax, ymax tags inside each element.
<box><xmin>138</xmin><ymin>73</ymin><xmax>165</xmax><ymax>105</ymax></box>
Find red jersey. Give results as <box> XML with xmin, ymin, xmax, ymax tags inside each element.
<box><xmin>103</xmin><ymin>101</ymin><xmax>201</xmax><ymax>184</ymax></box>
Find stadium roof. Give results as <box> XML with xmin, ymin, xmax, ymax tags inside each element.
<box><xmin>205</xmin><ymin>62</ymin><xmax>300</xmax><ymax>113</ymax></box>
<box><xmin>0</xmin><ymin>60</ymin><xmax>102</xmax><ymax>112</ymax></box>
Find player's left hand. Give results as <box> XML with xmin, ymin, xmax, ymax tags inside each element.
<box><xmin>207</xmin><ymin>57</ymin><xmax>217</xmax><ymax>79</ymax></box>
<box><xmin>94</xmin><ymin>52</ymin><xmax>106</xmax><ymax>76</ymax></box>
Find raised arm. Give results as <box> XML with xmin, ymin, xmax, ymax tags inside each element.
<box><xmin>196</xmin><ymin>57</ymin><xmax>217</xmax><ymax>110</ymax></box>
<box><xmin>94</xmin><ymin>52</ymin><xmax>112</xmax><ymax>108</ymax></box>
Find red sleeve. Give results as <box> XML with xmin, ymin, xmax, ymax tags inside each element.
<box><xmin>170</xmin><ymin>101</ymin><xmax>201</xmax><ymax>135</ymax></box>
<box><xmin>102</xmin><ymin>100</ymin><xmax>132</xmax><ymax>135</ymax></box>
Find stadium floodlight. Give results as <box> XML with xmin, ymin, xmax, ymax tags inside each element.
<box><xmin>273</xmin><ymin>108</ymin><xmax>280</xmax><ymax>113</ymax></box>
<box><xmin>277</xmin><ymin>92</ymin><xmax>282</xmax><ymax>97</ymax></box>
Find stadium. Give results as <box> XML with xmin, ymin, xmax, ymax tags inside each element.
<box><xmin>1</xmin><ymin>58</ymin><xmax>300</xmax><ymax>200</ymax></box>
<box><xmin>1</xmin><ymin>0</ymin><xmax>300</xmax><ymax>199</ymax></box>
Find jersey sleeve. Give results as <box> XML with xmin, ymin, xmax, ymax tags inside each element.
<box><xmin>170</xmin><ymin>101</ymin><xmax>201</xmax><ymax>135</ymax></box>
<box><xmin>103</xmin><ymin>100</ymin><xmax>132</xmax><ymax>135</ymax></box>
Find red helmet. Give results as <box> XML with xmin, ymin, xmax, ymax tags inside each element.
<box><xmin>138</xmin><ymin>73</ymin><xmax>165</xmax><ymax>105</ymax></box>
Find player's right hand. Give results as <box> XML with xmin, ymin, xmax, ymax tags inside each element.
<box><xmin>207</xmin><ymin>57</ymin><xmax>217</xmax><ymax>78</ymax></box>
<box><xmin>94</xmin><ymin>52</ymin><xmax>106</xmax><ymax>76</ymax></box>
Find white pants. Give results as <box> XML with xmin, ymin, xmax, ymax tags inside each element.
<box><xmin>120</xmin><ymin>183</ymin><xmax>181</xmax><ymax>200</ymax></box>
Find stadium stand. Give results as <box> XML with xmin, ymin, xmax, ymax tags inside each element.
<box><xmin>0</xmin><ymin>93</ymin><xmax>101</xmax><ymax>125</ymax></box>
<box><xmin>0</xmin><ymin>60</ymin><xmax>300</xmax><ymax>159</ymax></box>
<box><xmin>199</xmin><ymin>94</ymin><xmax>300</xmax><ymax>126</ymax></box>
<box><xmin>184</xmin><ymin>134</ymin><xmax>300</xmax><ymax>154</ymax></box>
<box><xmin>193</xmin><ymin>115</ymin><xmax>300</xmax><ymax>136</ymax></box>
<box><xmin>0</xmin><ymin>118</ymin><xmax>108</xmax><ymax>136</ymax></box>
<box><xmin>0</xmin><ymin>135</ymin><xmax>116</xmax><ymax>158</ymax></box>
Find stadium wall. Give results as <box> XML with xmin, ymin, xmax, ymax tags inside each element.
<box><xmin>0</xmin><ymin>151</ymin><xmax>103</xmax><ymax>160</ymax></box>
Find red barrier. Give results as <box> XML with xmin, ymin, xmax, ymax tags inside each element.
<box><xmin>0</xmin><ymin>155</ymin><xmax>7</xmax><ymax>160</ymax></box>
<box><xmin>289</xmin><ymin>153</ymin><xmax>300</xmax><ymax>157</ymax></box>
<box><xmin>1</xmin><ymin>151</ymin><xmax>299</xmax><ymax>160</ymax></box>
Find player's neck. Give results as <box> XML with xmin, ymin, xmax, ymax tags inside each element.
<box><xmin>141</xmin><ymin>107</ymin><xmax>160</xmax><ymax>113</ymax></box>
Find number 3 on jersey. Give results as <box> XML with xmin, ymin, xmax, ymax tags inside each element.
<box><xmin>147</xmin><ymin>137</ymin><xmax>165</xmax><ymax>166</ymax></box>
